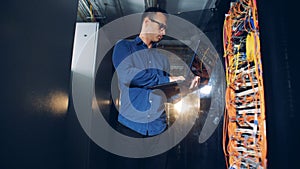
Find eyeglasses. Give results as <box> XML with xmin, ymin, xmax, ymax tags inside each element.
<box><xmin>149</xmin><ymin>18</ymin><xmax>167</xmax><ymax>31</ymax></box>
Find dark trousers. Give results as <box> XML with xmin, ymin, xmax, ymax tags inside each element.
<box><xmin>112</xmin><ymin>123</ymin><xmax>169</xmax><ymax>169</ymax></box>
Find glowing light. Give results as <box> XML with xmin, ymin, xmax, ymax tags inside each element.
<box><xmin>200</xmin><ymin>85</ymin><xmax>212</xmax><ymax>95</ymax></box>
<box><xmin>47</xmin><ymin>91</ymin><xmax>69</xmax><ymax>115</ymax></box>
<box><xmin>174</xmin><ymin>100</ymin><xmax>183</xmax><ymax>113</ymax></box>
<box><xmin>31</xmin><ymin>90</ymin><xmax>69</xmax><ymax>115</ymax></box>
<box><xmin>173</xmin><ymin>92</ymin><xmax>201</xmax><ymax>116</ymax></box>
<box><xmin>97</xmin><ymin>99</ymin><xmax>111</xmax><ymax>105</ymax></box>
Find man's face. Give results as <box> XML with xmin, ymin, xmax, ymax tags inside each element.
<box><xmin>146</xmin><ymin>12</ymin><xmax>167</xmax><ymax>42</ymax></box>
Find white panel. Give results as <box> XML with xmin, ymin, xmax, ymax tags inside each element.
<box><xmin>70</xmin><ymin>22</ymin><xmax>99</xmax><ymax>135</ymax></box>
<box><xmin>71</xmin><ymin>22</ymin><xmax>99</xmax><ymax>77</ymax></box>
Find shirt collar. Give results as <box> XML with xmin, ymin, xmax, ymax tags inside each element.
<box><xmin>134</xmin><ymin>36</ymin><xmax>157</xmax><ymax>48</ymax></box>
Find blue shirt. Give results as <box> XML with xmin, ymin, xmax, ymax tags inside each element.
<box><xmin>112</xmin><ymin>36</ymin><xmax>170</xmax><ymax>136</ymax></box>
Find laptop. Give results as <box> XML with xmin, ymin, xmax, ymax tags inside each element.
<box><xmin>147</xmin><ymin>40</ymin><xmax>200</xmax><ymax>91</ymax></box>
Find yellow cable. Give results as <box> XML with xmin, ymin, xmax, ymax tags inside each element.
<box><xmin>87</xmin><ymin>0</ymin><xmax>95</xmax><ymax>22</ymax></box>
<box><xmin>246</xmin><ymin>32</ymin><xmax>255</xmax><ymax>62</ymax></box>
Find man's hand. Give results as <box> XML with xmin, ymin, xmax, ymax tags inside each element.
<box><xmin>189</xmin><ymin>76</ymin><xmax>200</xmax><ymax>89</ymax></box>
<box><xmin>169</xmin><ymin>76</ymin><xmax>185</xmax><ymax>82</ymax></box>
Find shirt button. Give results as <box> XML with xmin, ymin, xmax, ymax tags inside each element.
<box><xmin>149</xmin><ymin>100</ymin><xmax>152</xmax><ymax>103</ymax></box>
<box><xmin>149</xmin><ymin>61</ymin><xmax>151</xmax><ymax>64</ymax></box>
<box><xmin>147</xmin><ymin>115</ymin><xmax>150</xmax><ymax>118</ymax></box>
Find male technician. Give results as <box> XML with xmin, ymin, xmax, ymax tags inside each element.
<box><xmin>112</xmin><ymin>7</ymin><xmax>186</xmax><ymax>138</ymax></box>
<box><xmin>112</xmin><ymin>6</ymin><xmax>199</xmax><ymax>169</ymax></box>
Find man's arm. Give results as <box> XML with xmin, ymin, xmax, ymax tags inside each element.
<box><xmin>113</xmin><ymin>41</ymin><xmax>170</xmax><ymax>87</ymax></box>
<box><xmin>113</xmin><ymin>40</ymin><xmax>186</xmax><ymax>88</ymax></box>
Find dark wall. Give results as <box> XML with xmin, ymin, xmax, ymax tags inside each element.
<box><xmin>1</xmin><ymin>0</ymin><xmax>78</xmax><ymax>169</ymax></box>
<box><xmin>257</xmin><ymin>0</ymin><xmax>295</xmax><ymax>169</ymax></box>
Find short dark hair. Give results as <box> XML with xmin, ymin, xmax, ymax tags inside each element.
<box><xmin>141</xmin><ymin>7</ymin><xmax>168</xmax><ymax>22</ymax></box>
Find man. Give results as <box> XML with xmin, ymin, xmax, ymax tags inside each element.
<box><xmin>112</xmin><ymin>7</ymin><xmax>186</xmax><ymax>138</ymax></box>
<box><xmin>112</xmin><ymin>6</ymin><xmax>201</xmax><ymax>169</ymax></box>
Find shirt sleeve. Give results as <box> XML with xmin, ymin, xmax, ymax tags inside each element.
<box><xmin>112</xmin><ymin>40</ymin><xmax>131</xmax><ymax>68</ymax></box>
<box><xmin>112</xmin><ymin>40</ymin><xmax>170</xmax><ymax>87</ymax></box>
<box><xmin>130</xmin><ymin>68</ymin><xmax>170</xmax><ymax>87</ymax></box>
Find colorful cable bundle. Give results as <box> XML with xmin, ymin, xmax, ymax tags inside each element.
<box><xmin>222</xmin><ymin>0</ymin><xmax>267</xmax><ymax>168</ymax></box>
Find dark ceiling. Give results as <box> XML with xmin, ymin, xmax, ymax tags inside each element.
<box><xmin>76</xmin><ymin>0</ymin><xmax>229</xmax><ymax>31</ymax></box>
